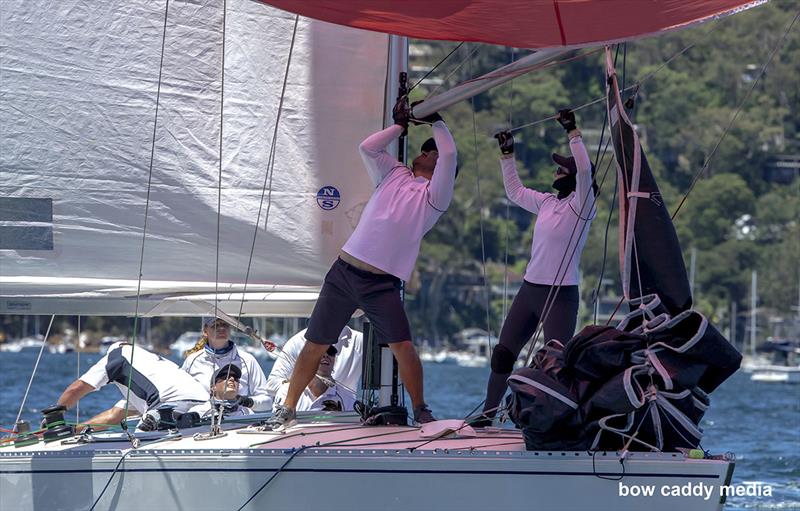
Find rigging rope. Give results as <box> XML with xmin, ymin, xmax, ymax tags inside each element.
<box><xmin>123</xmin><ymin>0</ymin><xmax>171</xmax><ymax>424</ymax></box>
<box><xmin>457</xmin><ymin>48</ymin><xmax>604</xmax><ymax>90</ymax></box>
<box><xmin>510</xmin><ymin>19</ymin><xmax>726</xmax><ymax>134</ymax></box>
<box><xmin>602</xmin><ymin>8</ymin><xmax>799</xmax><ymax>326</ymax></box>
<box><xmin>590</xmin><ymin>44</ymin><xmax>622</xmax><ymax>322</ymax></box>
<box><xmin>608</xmin><ymin>45</ymin><xmax>645</xmax><ymax>306</ymax></box>
<box><xmin>408</xmin><ymin>42</ymin><xmax>464</xmax><ymax>94</ymax></box>
<box><xmin>524</xmin><ymin>138</ymin><xmax>615</xmax><ymax>365</ymax></box>
<box><xmin>511</xmin><ymin>16</ymin><xmax>741</xmax><ymax>342</ymax></box>
<box><xmin>521</xmin><ymin>43</ymin><xmax>628</xmax><ymax>363</ymax></box>
<box><xmin>426</xmin><ymin>45</ymin><xmax>481</xmax><ymax>98</ymax></box>
<box><xmin>502</xmin><ymin>47</ymin><xmax>517</xmax><ymax>321</ymax></box>
<box><xmin>14</xmin><ymin>315</ymin><xmax>55</xmax><ymax>425</ymax></box>
<box><xmin>593</xmin><ymin>149</ymin><xmax>619</xmax><ymax>324</ymax></box>
<box><xmin>236</xmin><ymin>15</ymin><xmax>300</xmax><ymax>322</ymax></box>
<box><xmin>212</xmin><ymin>0</ymin><xmax>228</xmax><ymax>357</ymax></box>
<box><xmin>671</xmin><ymin>9</ymin><xmax>800</xmax><ymax>220</ymax></box>
<box><xmin>469</xmin><ymin>45</ymin><xmax>495</xmax><ymax>345</ymax></box>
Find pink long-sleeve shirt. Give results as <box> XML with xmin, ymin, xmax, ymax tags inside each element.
<box><xmin>341</xmin><ymin>122</ymin><xmax>457</xmax><ymax>281</ymax></box>
<box><xmin>501</xmin><ymin>135</ymin><xmax>596</xmax><ymax>286</ymax></box>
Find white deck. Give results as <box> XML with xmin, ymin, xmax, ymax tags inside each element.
<box><xmin>1</xmin><ymin>414</ymin><xmax>735</xmax><ymax>511</ymax></box>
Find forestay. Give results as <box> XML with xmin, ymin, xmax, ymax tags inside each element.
<box><xmin>0</xmin><ymin>0</ymin><xmax>389</xmax><ymax>315</ymax></box>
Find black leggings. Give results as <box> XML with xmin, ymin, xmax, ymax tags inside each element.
<box><xmin>482</xmin><ymin>281</ymin><xmax>579</xmax><ymax>417</ymax></box>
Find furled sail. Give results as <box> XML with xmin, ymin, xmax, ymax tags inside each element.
<box><xmin>258</xmin><ymin>0</ymin><xmax>765</xmax><ymax>49</ymax></box>
<box><xmin>605</xmin><ymin>50</ymin><xmax>692</xmax><ymax>315</ymax></box>
<box><xmin>0</xmin><ymin>0</ymin><xmax>389</xmax><ymax>315</ymax></box>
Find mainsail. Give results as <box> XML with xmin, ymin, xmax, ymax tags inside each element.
<box><xmin>258</xmin><ymin>0</ymin><xmax>766</xmax><ymax>49</ymax></box>
<box><xmin>0</xmin><ymin>0</ymin><xmax>389</xmax><ymax>315</ymax></box>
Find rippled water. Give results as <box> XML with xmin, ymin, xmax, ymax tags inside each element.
<box><xmin>1</xmin><ymin>351</ymin><xmax>798</xmax><ymax>509</ymax></box>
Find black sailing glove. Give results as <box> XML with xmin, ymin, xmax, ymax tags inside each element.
<box><xmin>237</xmin><ymin>395</ymin><xmax>255</xmax><ymax>408</ymax></box>
<box><xmin>410</xmin><ymin>100</ymin><xmax>443</xmax><ymax>125</ymax></box>
<box><xmin>392</xmin><ymin>96</ymin><xmax>411</xmax><ymax>131</ymax></box>
<box><xmin>494</xmin><ymin>130</ymin><xmax>514</xmax><ymax>155</ymax></box>
<box><xmin>556</xmin><ymin>109</ymin><xmax>577</xmax><ymax>132</ymax></box>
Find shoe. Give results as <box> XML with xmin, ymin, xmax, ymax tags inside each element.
<box><xmin>413</xmin><ymin>404</ymin><xmax>437</xmax><ymax>425</ymax></box>
<box><xmin>265</xmin><ymin>405</ymin><xmax>297</xmax><ymax>432</ymax></box>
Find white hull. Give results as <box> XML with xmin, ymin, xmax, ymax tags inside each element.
<box><xmin>1</xmin><ymin>416</ymin><xmax>735</xmax><ymax>511</ymax></box>
<box><xmin>750</xmin><ymin>365</ymin><xmax>800</xmax><ymax>383</ymax></box>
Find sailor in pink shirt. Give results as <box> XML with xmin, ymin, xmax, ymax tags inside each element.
<box><xmin>267</xmin><ymin>98</ymin><xmax>457</xmax><ymax>430</ymax></box>
<box><xmin>475</xmin><ymin>109</ymin><xmax>597</xmax><ymax>427</ymax></box>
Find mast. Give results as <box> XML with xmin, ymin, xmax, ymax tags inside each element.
<box><xmin>377</xmin><ymin>34</ymin><xmax>408</xmax><ymax>408</ymax></box>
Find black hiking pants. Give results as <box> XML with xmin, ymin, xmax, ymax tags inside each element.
<box><xmin>482</xmin><ymin>281</ymin><xmax>579</xmax><ymax>418</ymax></box>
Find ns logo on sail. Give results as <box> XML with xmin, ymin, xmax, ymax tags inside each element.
<box><xmin>316</xmin><ymin>186</ymin><xmax>340</xmax><ymax>210</ymax></box>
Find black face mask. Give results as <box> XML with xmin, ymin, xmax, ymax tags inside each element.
<box><xmin>552</xmin><ymin>174</ymin><xmax>576</xmax><ymax>199</ymax></box>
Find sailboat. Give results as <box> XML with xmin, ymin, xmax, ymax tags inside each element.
<box><xmin>1</xmin><ymin>1</ymin><xmax>765</xmax><ymax>510</ymax></box>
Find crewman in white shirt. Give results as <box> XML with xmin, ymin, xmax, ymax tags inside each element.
<box><xmin>266</xmin><ymin>326</ymin><xmax>362</xmax><ymax>397</ymax></box>
<box><xmin>273</xmin><ymin>345</ymin><xmax>356</xmax><ymax>412</ymax></box>
<box><xmin>55</xmin><ymin>341</ymin><xmax>209</xmax><ymax>430</ymax></box>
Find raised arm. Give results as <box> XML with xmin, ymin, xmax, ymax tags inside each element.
<box><xmin>568</xmin><ymin>130</ymin><xmax>596</xmax><ymax>217</ymax></box>
<box><xmin>426</xmin><ymin>120</ymin><xmax>458</xmax><ymax>212</ymax></box>
<box><xmin>555</xmin><ymin>109</ymin><xmax>596</xmax><ymax>218</ymax></box>
<box><xmin>358</xmin><ymin>124</ymin><xmax>405</xmax><ymax>187</ymax></box>
<box><xmin>495</xmin><ymin>130</ymin><xmax>549</xmax><ymax>214</ymax></box>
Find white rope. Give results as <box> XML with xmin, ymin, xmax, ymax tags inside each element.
<box><xmin>122</xmin><ymin>0</ymin><xmax>171</xmax><ymax>424</ymax></box>
<box><xmin>469</xmin><ymin>46</ymin><xmax>495</xmax><ymax>343</ymax></box>
<box><xmin>15</xmin><ymin>315</ymin><xmax>55</xmax><ymax>425</ymax></box>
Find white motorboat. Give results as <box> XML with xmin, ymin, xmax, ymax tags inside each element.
<box><xmin>749</xmin><ymin>365</ymin><xmax>800</xmax><ymax>383</ymax></box>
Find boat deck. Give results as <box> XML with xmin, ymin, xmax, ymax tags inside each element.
<box><xmin>8</xmin><ymin>412</ymin><xmax>528</xmax><ymax>455</ymax></box>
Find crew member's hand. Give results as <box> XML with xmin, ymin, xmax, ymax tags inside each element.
<box><xmin>494</xmin><ymin>130</ymin><xmax>514</xmax><ymax>155</ymax></box>
<box><xmin>392</xmin><ymin>96</ymin><xmax>411</xmax><ymax>130</ymax></box>
<box><xmin>237</xmin><ymin>395</ymin><xmax>255</xmax><ymax>408</ymax></box>
<box><xmin>410</xmin><ymin>100</ymin><xmax>443</xmax><ymax>125</ymax></box>
<box><xmin>556</xmin><ymin>109</ymin><xmax>577</xmax><ymax>132</ymax></box>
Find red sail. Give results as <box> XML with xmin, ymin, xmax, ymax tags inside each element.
<box><xmin>258</xmin><ymin>0</ymin><xmax>764</xmax><ymax>48</ymax></box>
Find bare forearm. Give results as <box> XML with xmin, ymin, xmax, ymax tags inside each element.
<box><xmin>80</xmin><ymin>407</ymin><xmax>136</xmax><ymax>432</ymax></box>
<box><xmin>57</xmin><ymin>380</ymin><xmax>95</xmax><ymax>409</ymax></box>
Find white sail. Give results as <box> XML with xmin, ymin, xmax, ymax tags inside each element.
<box><xmin>0</xmin><ymin>0</ymin><xmax>389</xmax><ymax>315</ymax></box>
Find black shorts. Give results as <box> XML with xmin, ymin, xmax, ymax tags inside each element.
<box><xmin>305</xmin><ymin>258</ymin><xmax>412</xmax><ymax>345</ymax></box>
